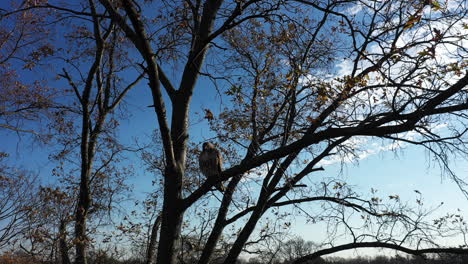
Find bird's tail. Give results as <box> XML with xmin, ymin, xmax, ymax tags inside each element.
<box><xmin>215</xmin><ymin>182</ymin><xmax>225</xmax><ymax>193</ymax></box>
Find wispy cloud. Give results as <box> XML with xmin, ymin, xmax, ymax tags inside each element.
<box><xmin>317</xmin><ymin>123</ymin><xmax>448</xmax><ymax>167</ymax></box>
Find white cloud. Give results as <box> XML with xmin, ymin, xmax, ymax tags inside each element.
<box><xmin>447</xmin><ymin>0</ymin><xmax>466</xmax><ymax>11</ymax></box>
<box><xmin>346</xmin><ymin>3</ymin><xmax>363</xmax><ymax>16</ymax></box>
<box><xmin>298</xmin><ymin>2</ymin><xmax>465</xmax><ymax>169</ymax></box>
<box><xmin>317</xmin><ymin>122</ymin><xmax>448</xmax><ymax>167</ymax></box>
<box><xmin>336</xmin><ymin>59</ymin><xmax>354</xmax><ymax>77</ymax></box>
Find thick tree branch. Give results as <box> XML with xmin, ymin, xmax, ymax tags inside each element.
<box><xmin>293</xmin><ymin>242</ymin><xmax>468</xmax><ymax>264</ymax></box>
<box><xmin>222</xmin><ymin>73</ymin><xmax>468</xmax><ymax>180</ymax></box>
<box><xmin>101</xmin><ymin>0</ymin><xmax>176</xmax><ymax>165</ymax></box>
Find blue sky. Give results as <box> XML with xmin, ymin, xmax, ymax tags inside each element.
<box><xmin>2</xmin><ymin>68</ymin><xmax>467</xmax><ymax>260</ymax></box>
<box><xmin>2</xmin><ymin>0</ymin><xmax>468</xmax><ymax>259</ymax></box>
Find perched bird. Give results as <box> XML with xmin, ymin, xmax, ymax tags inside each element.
<box><xmin>199</xmin><ymin>142</ymin><xmax>225</xmax><ymax>192</ymax></box>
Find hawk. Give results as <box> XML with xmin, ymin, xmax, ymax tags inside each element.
<box><xmin>199</xmin><ymin>142</ymin><xmax>225</xmax><ymax>192</ymax></box>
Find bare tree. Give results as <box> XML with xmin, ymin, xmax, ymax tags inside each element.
<box><xmin>0</xmin><ymin>0</ymin><xmax>55</xmax><ymax>135</ymax></box>
<box><xmin>18</xmin><ymin>186</ymin><xmax>74</xmax><ymax>264</ymax></box>
<box><xmin>0</xmin><ymin>155</ymin><xmax>38</xmax><ymax>251</ymax></box>
<box><xmin>93</xmin><ymin>0</ymin><xmax>468</xmax><ymax>263</ymax></box>
<box><xmin>47</xmin><ymin>2</ymin><xmax>143</xmax><ymax>263</ymax></box>
<box><xmin>3</xmin><ymin>0</ymin><xmax>468</xmax><ymax>264</ymax></box>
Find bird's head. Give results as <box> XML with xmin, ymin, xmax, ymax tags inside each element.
<box><xmin>202</xmin><ymin>142</ymin><xmax>214</xmax><ymax>151</ymax></box>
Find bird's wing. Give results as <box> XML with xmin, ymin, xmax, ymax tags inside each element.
<box><xmin>198</xmin><ymin>151</ymin><xmax>204</xmax><ymax>165</ymax></box>
<box><xmin>199</xmin><ymin>151</ymin><xmax>209</xmax><ymax>175</ymax></box>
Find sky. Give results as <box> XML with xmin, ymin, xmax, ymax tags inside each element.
<box><xmin>2</xmin><ymin>0</ymin><xmax>468</xmax><ymax>259</ymax></box>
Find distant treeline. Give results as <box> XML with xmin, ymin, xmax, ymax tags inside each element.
<box><xmin>245</xmin><ymin>254</ymin><xmax>468</xmax><ymax>264</ymax></box>
<box><xmin>2</xmin><ymin>253</ymin><xmax>468</xmax><ymax>264</ymax></box>
<box><xmin>324</xmin><ymin>255</ymin><xmax>468</xmax><ymax>264</ymax></box>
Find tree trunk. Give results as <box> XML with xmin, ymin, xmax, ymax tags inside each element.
<box><xmin>59</xmin><ymin>219</ymin><xmax>71</xmax><ymax>264</ymax></box>
<box><xmin>198</xmin><ymin>175</ymin><xmax>242</xmax><ymax>264</ymax></box>
<box><xmin>75</xmin><ymin>130</ymin><xmax>92</xmax><ymax>264</ymax></box>
<box><xmin>223</xmin><ymin>154</ymin><xmax>298</xmax><ymax>263</ymax></box>
<box><xmin>156</xmin><ymin>167</ymin><xmax>184</xmax><ymax>264</ymax></box>
<box><xmin>223</xmin><ymin>208</ymin><xmax>264</xmax><ymax>263</ymax></box>
<box><xmin>75</xmin><ymin>171</ymin><xmax>91</xmax><ymax>264</ymax></box>
<box><xmin>156</xmin><ymin>205</ymin><xmax>184</xmax><ymax>264</ymax></box>
<box><xmin>146</xmin><ymin>214</ymin><xmax>161</xmax><ymax>264</ymax></box>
